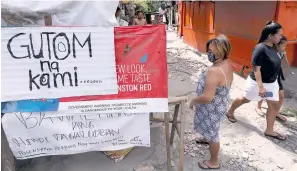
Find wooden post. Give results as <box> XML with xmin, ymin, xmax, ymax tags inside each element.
<box><xmin>44</xmin><ymin>15</ymin><xmax>52</xmax><ymax>26</ymax></box>
<box><xmin>170</xmin><ymin>104</ymin><xmax>180</xmax><ymax>145</ymax></box>
<box><xmin>1</xmin><ymin>126</ymin><xmax>16</xmax><ymax>171</ymax></box>
<box><xmin>178</xmin><ymin>103</ymin><xmax>185</xmax><ymax>171</ymax></box>
<box><xmin>164</xmin><ymin>112</ymin><xmax>172</xmax><ymax>171</ymax></box>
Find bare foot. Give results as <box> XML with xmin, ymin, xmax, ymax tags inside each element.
<box><xmin>198</xmin><ymin>160</ymin><xmax>220</xmax><ymax>169</ymax></box>
<box><xmin>255</xmin><ymin>108</ymin><xmax>265</xmax><ymax>116</ymax></box>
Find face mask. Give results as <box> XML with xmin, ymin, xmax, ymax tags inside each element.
<box><xmin>207</xmin><ymin>52</ymin><xmax>217</xmax><ymax>62</ymax></box>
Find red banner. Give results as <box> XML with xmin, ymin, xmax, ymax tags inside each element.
<box><xmin>58</xmin><ymin>25</ymin><xmax>168</xmax><ymax>114</ymax></box>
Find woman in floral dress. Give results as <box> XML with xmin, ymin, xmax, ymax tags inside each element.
<box><xmin>190</xmin><ymin>35</ymin><xmax>233</xmax><ymax>169</ymax></box>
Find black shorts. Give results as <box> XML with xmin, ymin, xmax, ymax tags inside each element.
<box><xmin>277</xmin><ymin>76</ymin><xmax>283</xmax><ymax>91</ymax></box>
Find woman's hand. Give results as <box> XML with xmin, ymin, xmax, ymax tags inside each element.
<box><xmin>259</xmin><ymin>86</ymin><xmax>266</xmax><ymax>98</ymax></box>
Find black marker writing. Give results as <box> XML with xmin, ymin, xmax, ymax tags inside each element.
<box><xmin>30</xmin><ymin>33</ymin><xmax>43</xmax><ymax>59</ymax></box>
<box><xmin>73</xmin><ymin>33</ymin><xmax>92</xmax><ymax>58</ymax></box>
<box><xmin>53</xmin><ymin>33</ymin><xmax>70</xmax><ymax>60</ymax></box>
<box><xmin>7</xmin><ymin>33</ymin><xmax>30</xmax><ymax>59</ymax></box>
<box><xmin>41</xmin><ymin>32</ymin><xmax>55</xmax><ymax>59</ymax></box>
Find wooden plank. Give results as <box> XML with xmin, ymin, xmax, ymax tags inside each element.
<box><xmin>174</xmin><ymin>124</ymin><xmax>180</xmax><ymax>138</ymax></box>
<box><xmin>178</xmin><ymin>103</ymin><xmax>185</xmax><ymax>171</ymax></box>
<box><xmin>150</xmin><ymin>117</ymin><xmax>181</xmax><ymax>123</ymax></box>
<box><xmin>44</xmin><ymin>15</ymin><xmax>52</xmax><ymax>26</ymax></box>
<box><xmin>168</xmin><ymin>96</ymin><xmax>187</xmax><ymax>105</ymax></box>
<box><xmin>164</xmin><ymin>112</ymin><xmax>172</xmax><ymax>171</ymax></box>
<box><xmin>170</xmin><ymin>104</ymin><xmax>180</xmax><ymax>145</ymax></box>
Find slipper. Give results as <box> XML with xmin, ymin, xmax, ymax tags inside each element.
<box><xmin>264</xmin><ymin>133</ymin><xmax>286</xmax><ymax>141</ymax></box>
<box><xmin>276</xmin><ymin>114</ymin><xmax>287</xmax><ymax>122</ymax></box>
<box><xmin>195</xmin><ymin>139</ymin><xmax>209</xmax><ymax>145</ymax></box>
<box><xmin>226</xmin><ymin>114</ymin><xmax>237</xmax><ymax>123</ymax></box>
<box><xmin>198</xmin><ymin>160</ymin><xmax>220</xmax><ymax>170</ymax></box>
<box><xmin>255</xmin><ymin>108</ymin><xmax>265</xmax><ymax>117</ymax></box>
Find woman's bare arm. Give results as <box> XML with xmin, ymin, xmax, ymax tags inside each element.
<box><xmin>190</xmin><ymin>68</ymin><xmax>220</xmax><ymax>105</ymax></box>
<box><xmin>254</xmin><ymin>66</ymin><xmax>264</xmax><ymax>88</ymax></box>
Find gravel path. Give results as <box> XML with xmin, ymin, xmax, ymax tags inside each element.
<box><xmin>166</xmin><ymin>30</ymin><xmax>297</xmax><ymax>171</ymax></box>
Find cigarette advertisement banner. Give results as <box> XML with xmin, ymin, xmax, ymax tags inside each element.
<box><xmin>1</xmin><ymin>25</ymin><xmax>168</xmax><ymax>114</ymax></box>
<box><xmin>2</xmin><ymin>112</ymin><xmax>150</xmax><ymax>159</ymax></box>
<box><xmin>1</xmin><ymin>27</ymin><xmax>118</xmax><ymax>102</ymax></box>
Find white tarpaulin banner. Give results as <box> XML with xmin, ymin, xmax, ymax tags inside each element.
<box><xmin>2</xmin><ymin>112</ymin><xmax>150</xmax><ymax>159</ymax></box>
<box><xmin>1</xmin><ymin>1</ymin><xmax>119</xmax><ymax>27</ymax></box>
<box><xmin>1</xmin><ymin>27</ymin><xmax>118</xmax><ymax>101</ymax></box>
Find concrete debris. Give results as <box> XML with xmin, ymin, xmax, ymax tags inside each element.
<box><xmin>133</xmin><ymin>164</ymin><xmax>155</xmax><ymax>171</ymax></box>
<box><xmin>171</xmin><ymin>160</ymin><xmax>175</xmax><ymax>167</ymax></box>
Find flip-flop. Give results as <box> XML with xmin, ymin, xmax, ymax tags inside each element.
<box><xmin>198</xmin><ymin>160</ymin><xmax>220</xmax><ymax>170</ymax></box>
<box><xmin>276</xmin><ymin>114</ymin><xmax>287</xmax><ymax>122</ymax></box>
<box><xmin>255</xmin><ymin>108</ymin><xmax>265</xmax><ymax>117</ymax></box>
<box><xmin>226</xmin><ymin>114</ymin><xmax>237</xmax><ymax>123</ymax></box>
<box><xmin>195</xmin><ymin>139</ymin><xmax>209</xmax><ymax>145</ymax></box>
<box><xmin>264</xmin><ymin>133</ymin><xmax>286</xmax><ymax>141</ymax></box>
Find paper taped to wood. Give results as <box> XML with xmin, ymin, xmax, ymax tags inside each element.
<box><xmin>1</xmin><ymin>27</ymin><xmax>118</xmax><ymax>101</ymax></box>
<box><xmin>2</xmin><ymin>112</ymin><xmax>150</xmax><ymax>159</ymax></box>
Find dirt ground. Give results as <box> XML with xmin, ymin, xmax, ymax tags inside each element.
<box><xmin>166</xmin><ymin>29</ymin><xmax>297</xmax><ymax>171</ymax></box>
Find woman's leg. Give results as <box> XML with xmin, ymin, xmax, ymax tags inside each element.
<box><xmin>265</xmin><ymin>100</ymin><xmax>286</xmax><ymax>140</ymax></box>
<box><xmin>276</xmin><ymin>90</ymin><xmax>287</xmax><ymax>121</ymax></box>
<box><xmin>227</xmin><ymin>96</ymin><xmax>250</xmax><ymax>122</ymax></box>
<box><xmin>198</xmin><ymin>142</ymin><xmax>220</xmax><ymax>168</ymax></box>
<box><xmin>256</xmin><ymin>100</ymin><xmax>265</xmax><ymax>115</ymax></box>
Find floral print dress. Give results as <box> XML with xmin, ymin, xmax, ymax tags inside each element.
<box><xmin>194</xmin><ymin>68</ymin><xmax>230</xmax><ymax>143</ymax></box>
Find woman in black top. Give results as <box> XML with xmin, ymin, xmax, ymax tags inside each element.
<box><xmin>256</xmin><ymin>36</ymin><xmax>288</xmax><ymax>122</ymax></box>
<box><xmin>227</xmin><ymin>21</ymin><xmax>286</xmax><ymax>140</ymax></box>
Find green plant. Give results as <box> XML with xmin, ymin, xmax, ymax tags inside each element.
<box><xmin>280</xmin><ymin>106</ymin><xmax>297</xmax><ymax>118</ymax></box>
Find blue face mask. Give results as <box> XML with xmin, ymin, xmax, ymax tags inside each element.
<box><xmin>207</xmin><ymin>52</ymin><xmax>217</xmax><ymax>62</ymax></box>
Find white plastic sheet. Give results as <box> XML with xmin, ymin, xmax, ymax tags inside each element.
<box><xmin>1</xmin><ymin>1</ymin><xmax>119</xmax><ymax>27</ymax></box>
<box><xmin>2</xmin><ymin>112</ymin><xmax>150</xmax><ymax>159</ymax></box>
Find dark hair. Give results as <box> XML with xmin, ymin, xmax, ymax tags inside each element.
<box><xmin>278</xmin><ymin>35</ymin><xmax>287</xmax><ymax>44</ymax></box>
<box><xmin>206</xmin><ymin>35</ymin><xmax>231</xmax><ymax>60</ymax></box>
<box><xmin>116</xmin><ymin>7</ymin><xmax>121</xmax><ymax>13</ymax></box>
<box><xmin>136</xmin><ymin>10</ymin><xmax>144</xmax><ymax>15</ymax></box>
<box><xmin>258</xmin><ymin>21</ymin><xmax>282</xmax><ymax>43</ymax></box>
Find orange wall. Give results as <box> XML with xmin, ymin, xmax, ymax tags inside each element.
<box><xmin>276</xmin><ymin>1</ymin><xmax>297</xmax><ymax>66</ymax></box>
<box><xmin>179</xmin><ymin>1</ymin><xmax>297</xmax><ymax>73</ymax></box>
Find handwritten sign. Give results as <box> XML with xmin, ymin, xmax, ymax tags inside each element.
<box><xmin>58</xmin><ymin>25</ymin><xmax>168</xmax><ymax>114</ymax></box>
<box><xmin>2</xmin><ymin>112</ymin><xmax>150</xmax><ymax>159</ymax></box>
<box><xmin>1</xmin><ymin>27</ymin><xmax>118</xmax><ymax>102</ymax></box>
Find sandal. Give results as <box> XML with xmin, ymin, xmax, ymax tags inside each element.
<box><xmin>195</xmin><ymin>139</ymin><xmax>209</xmax><ymax>145</ymax></box>
<box><xmin>255</xmin><ymin>108</ymin><xmax>265</xmax><ymax>117</ymax></box>
<box><xmin>198</xmin><ymin>160</ymin><xmax>220</xmax><ymax>170</ymax></box>
<box><xmin>226</xmin><ymin>114</ymin><xmax>237</xmax><ymax>123</ymax></box>
<box><xmin>276</xmin><ymin>114</ymin><xmax>287</xmax><ymax>122</ymax></box>
<box><xmin>264</xmin><ymin>132</ymin><xmax>286</xmax><ymax>141</ymax></box>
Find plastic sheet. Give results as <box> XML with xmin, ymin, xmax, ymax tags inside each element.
<box><xmin>1</xmin><ymin>1</ymin><xmax>119</xmax><ymax>27</ymax></box>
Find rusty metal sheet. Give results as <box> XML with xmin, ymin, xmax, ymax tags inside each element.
<box><xmin>192</xmin><ymin>1</ymin><xmax>214</xmax><ymax>32</ymax></box>
<box><xmin>277</xmin><ymin>1</ymin><xmax>297</xmax><ymax>41</ymax></box>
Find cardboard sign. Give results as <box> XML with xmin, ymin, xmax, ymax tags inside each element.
<box><xmin>1</xmin><ymin>27</ymin><xmax>118</xmax><ymax>102</ymax></box>
<box><xmin>2</xmin><ymin>112</ymin><xmax>150</xmax><ymax>159</ymax></box>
